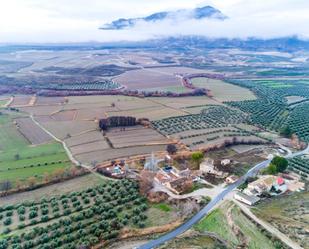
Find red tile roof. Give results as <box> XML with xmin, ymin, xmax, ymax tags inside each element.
<box><xmin>277</xmin><ymin>177</ymin><xmax>284</xmax><ymax>185</ymax></box>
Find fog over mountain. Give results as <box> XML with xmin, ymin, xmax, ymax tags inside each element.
<box><xmin>1</xmin><ymin>0</ymin><xmax>309</xmax><ymax>43</ymax></box>
<box><xmin>100</xmin><ymin>6</ymin><xmax>226</xmax><ymax>30</ymax></box>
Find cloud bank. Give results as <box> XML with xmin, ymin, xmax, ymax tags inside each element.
<box><xmin>0</xmin><ymin>0</ymin><xmax>309</xmax><ymax>43</ymax></box>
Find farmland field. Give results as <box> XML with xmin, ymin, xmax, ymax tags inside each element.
<box><xmin>40</xmin><ymin>120</ymin><xmax>97</xmax><ymax>139</ymax></box>
<box><xmin>9</xmin><ymin>95</ymin><xmax>32</xmax><ymax>107</ymax></box>
<box><xmin>190</xmin><ymin>77</ymin><xmax>256</xmax><ymax>102</ymax></box>
<box><xmin>0</xmin><ymin>112</ymin><xmax>73</xmax><ymax>186</ymax></box>
<box><xmin>0</xmin><ymin>174</ymin><xmax>103</xmax><ymax>206</ymax></box>
<box><xmin>151</xmin><ymin>105</ymin><xmax>248</xmax><ymax>135</ymax></box>
<box><xmin>64</xmin><ymin>130</ymin><xmax>105</xmax><ymax>147</ymax></box>
<box><xmin>35</xmin><ymin>96</ymin><xmax>66</xmax><ymax>106</ymax></box>
<box><xmin>70</xmin><ymin>140</ymin><xmax>110</xmax><ymax>155</ymax></box>
<box><xmin>226</xmin><ymin>78</ymin><xmax>309</xmax><ymax>145</ymax></box>
<box><xmin>0</xmin><ymin>180</ymin><xmax>150</xmax><ymax>248</ymax></box>
<box><xmin>75</xmin><ymin>144</ymin><xmax>167</xmax><ymax>164</ymax></box>
<box><xmin>114</xmin><ymin>68</ymin><xmax>182</xmax><ymax>90</ymax></box>
<box><xmin>15</xmin><ymin>117</ymin><xmax>53</xmax><ymax>144</ymax></box>
<box><xmin>106</xmin><ymin>126</ymin><xmax>169</xmax><ymax>148</ymax></box>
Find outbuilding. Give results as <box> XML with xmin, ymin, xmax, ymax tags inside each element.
<box><xmin>234</xmin><ymin>191</ymin><xmax>260</xmax><ymax>206</ymax></box>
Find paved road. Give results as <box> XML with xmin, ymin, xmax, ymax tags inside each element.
<box><xmin>138</xmin><ymin>146</ymin><xmax>309</xmax><ymax>249</ymax></box>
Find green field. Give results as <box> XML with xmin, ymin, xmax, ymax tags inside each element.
<box><xmin>195</xmin><ymin>206</ymin><xmax>238</xmax><ymax>245</ymax></box>
<box><xmin>195</xmin><ymin>202</ymin><xmax>281</xmax><ymax>249</ymax></box>
<box><xmin>0</xmin><ymin>113</ymin><xmax>72</xmax><ymax>186</ymax></box>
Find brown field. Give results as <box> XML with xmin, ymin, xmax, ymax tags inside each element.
<box><xmin>107</xmin><ymin>106</ymin><xmax>186</xmax><ymax>120</ymax></box>
<box><xmin>112</xmin><ymin>99</ymin><xmax>160</xmax><ymax>111</ymax></box>
<box><xmin>35</xmin><ymin>96</ymin><xmax>66</xmax><ymax>105</ymax></box>
<box><xmin>149</xmin><ymin>96</ymin><xmax>221</xmax><ymax>109</ymax></box>
<box><xmin>191</xmin><ymin>78</ymin><xmax>256</xmax><ymax>102</ymax></box>
<box><xmin>151</xmin><ymin>66</ymin><xmax>214</xmax><ymax>75</ymax></box>
<box><xmin>10</xmin><ymin>95</ymin><xmax>32</xmax><ymax>107</ymax></box>
<box><xmin>179</xmin><ymin>133</ymin><xmax>265</xmax><ymax>150</ymax></box>
<box><xmin>0</xmin><ymin>174</ymin><xmax>103</xmax><ymax>206</ymax></box>
<box><xmin>106</xmin><ymin>126</ymin><xmax>169</xmax><ymax>148</ymax></box>
<box><xmin>75</xmin><ymin>107</ymin><xmax>118</xmax><ymax>120</ymax></box>
<box><xmin>114</xmin><ymin>68</ymin><xmax>182</xmax><ymax>90</ymax></box>
<box><xmin>41</xmin><ymin>120</ymin><xmax>97</xmax><ymax>139</ymax></box>
<box><xmin>70</xmin><ymin>140</ymin><xmax>110</xmax><ymax>155</ymax></box>
<box><xmin>15</xmin><ymin>117</ymin><xmax>53</xmax><ymax>144</ymax></box>
<box><xmin>64</xmin><ymin>130</ymin><xmax>104</xmax><ymax>147</ymax></box>
<box><xmin>51</xmin><ymin>110</ymin><xmax>77</xmax><ymax>121</ymax></box>
<box><xmin>19</xmin><ymin>105</ymin><xmax>61</xmax><ymax>116</ymax></box>
<box><xmin>75</xmin><ymin>144</ymin><xmax>166</xmax><ymax>164</ymax></box>
<box><xmin>114</xmin><ymin>66</ymin><xmax>216</xmax><ymax>91</ymax></box>
<box><xmin>18</xmin><ymin>94</ymin><xmax>262</xmax><ymax>165</ymax></box>
<box><xmin>65</xmin><ymin>95</ymin><xmax>139</xmax><ymax>104</ymax></box>
<box><xmin>34</xmin><ymin>115</ymin><xmax>55</xmax><ymax>123</ymax></box>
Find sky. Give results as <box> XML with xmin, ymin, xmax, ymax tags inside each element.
<box><xmin>0</xmin><ymin>0</ymin><xmax>309</xmax><ymax>43</ymax></box>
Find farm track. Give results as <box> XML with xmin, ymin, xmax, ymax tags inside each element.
<box><xmin>30</xmin><ymin>115</ymin><xmax>114</xmax><ymax>182</ymax></box>
<box><xmin>4</xmin><ymin>96</ymin><xmax>14</xmax><ymax>107</ymax></box>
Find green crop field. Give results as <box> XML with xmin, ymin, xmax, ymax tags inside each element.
<box><xmin>0</xmin><ymin>113</ymin><xmax>72</xmax><ymax>186</ymax></box>
<box><xmin>194</xmin><ymin>202</ymin><xmax>283</xmax><ymax>249</ymax></box>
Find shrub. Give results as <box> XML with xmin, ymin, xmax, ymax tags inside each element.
<box><xmin>41</xmin><ymin>208</ymin><xmax>49</xmax><ymax>215</ymax></box>
<box><xmin>18</xmin><ymin>223</ymin><xmax>26</xmax><ymax>229</ymax></box>
<box><xmin>3</xmin><ymin>228</ymin><xmax>11</xmax><ymax>234</ymax></box>
<box><xmin>17</xmin><ymin>206</ymin><xmax>26</xmax><ymax>215</ymax></box>
<box><xmin>30</xmin><ymin>219</ymin><xmax>38</xmax><ymax>225</ymax></box>
<box><xmin>3</xmin><ymin>217</ymin><xmax>12</xmax><ymax>226</ymax></box>
<box><xmin>6</xmin><ymin>211</ymin><xmax>13</xmax><ymax>217</ymax></box>
<box><xmin>63</xmin><ymin>209</ymin><xmax>71</xmax><ymax>216</ymax></box>
<box><xmin>19</xmin><ymin>215</ymin><xmax>25</xmax><ymax>221</ymax></box>
<box><xmin>41</xmin><ymin>215</ymin><xmax>49</xmax><ymax>222</ymax></box>
<box><xmin>29</xmin><ymin>210</ymin><xmax>38</xmax><ymax>219</ymax></box>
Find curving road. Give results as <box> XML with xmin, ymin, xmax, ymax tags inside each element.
<box><xmin>138</xmin><ymin>145</ymin><xmax>309</xmax><ymax>249</ymax></box>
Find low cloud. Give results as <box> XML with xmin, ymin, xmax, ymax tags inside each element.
<box><xmin>1</xmin><ymin>0</ymin><xmax>309</xmax><ymax>43</ymax></box>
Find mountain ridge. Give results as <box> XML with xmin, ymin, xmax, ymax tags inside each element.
<box><xmin>100</xmin><ymin>6</ymin><xmax>226</xmax><ymax>30</ymax></box>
